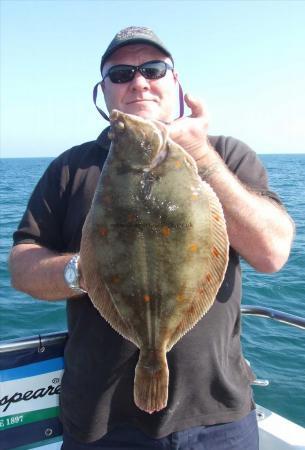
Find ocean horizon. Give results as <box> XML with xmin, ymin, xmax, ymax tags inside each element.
<box><xmin>2</xmin><ymin>153</ymin><xmax>305</xmax><ymax>159</ymax></box>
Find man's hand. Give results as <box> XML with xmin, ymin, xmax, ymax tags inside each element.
<box><xmin>169</xmin><ymin>94</ymin><xmax>212</xmax><ymax>162</ymax></box>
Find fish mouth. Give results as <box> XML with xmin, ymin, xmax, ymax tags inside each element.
<box><xmin>110</xmin><ymin>109</ymin><xmax>149</xmax><ymax>129</ymax></box>
<box><xmin>109</xmin><ymin>110</ymin><xmax>150</xmax><ymax>141</ymax></box>
<box><xmin>108</xmin><ymin>110</ymin><xmax>126</xmax><ymax>139</ymax></box>
<box><xmin>110</xmin><ymin>109</ymin><xmax>122</xmax><ymax>122</ymax></box>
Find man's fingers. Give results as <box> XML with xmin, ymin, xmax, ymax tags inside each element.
<box><xmin>184</xmin><ymin>93</ymin><xmax>205</xmax><ymax>118</ymax></box>
<box><xmin>169</xmin><ymin>94</ymin><xmax>209</xmax><ymax>145</ymax></box>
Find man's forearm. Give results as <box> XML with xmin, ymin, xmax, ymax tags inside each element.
<box><xmin>197</xmin><ymin>149</ymin><xmax>295</xmax><ymax>273</ymax></box>
<box><xmin>9</xmin><ymin>244</ymin><xmax>83</xmax><ymax>300</ymax></box>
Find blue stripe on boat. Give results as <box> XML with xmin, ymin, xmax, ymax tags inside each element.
<box><xmin>0</xmin><ymin>357</ymin><xmax>64</xmax><ymax>382</ymax></box>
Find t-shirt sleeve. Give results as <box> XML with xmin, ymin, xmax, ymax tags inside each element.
<box><xmin>13</xmin><ymin>155</ymin><xmax>69</xmax><ymax>252</ymax></box>
<box><xmin>210</xmin><ymin>135</ymin><xmax>282</xmax><ymax>204</ymax></box>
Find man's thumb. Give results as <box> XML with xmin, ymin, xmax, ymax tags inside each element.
<box><xmin>184</xmin><ymin>93</ymin><xmax>205</xmax><ymax>118</ymax></box>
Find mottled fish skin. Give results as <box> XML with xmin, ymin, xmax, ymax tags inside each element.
<box><xmin>80</xmin><ymin>110</ymin><xmax>229</xmax><ymax>414</ymax></box>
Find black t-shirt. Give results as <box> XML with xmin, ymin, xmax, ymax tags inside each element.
<box><xmin>13</xmin><ymin>129</ymin><xmax>280</xmax><ymax>442</ymax></box>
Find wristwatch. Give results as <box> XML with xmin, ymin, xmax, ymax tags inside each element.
<box><xmin>64</xmin><ymin>255</ymin><xmax>86</xmax><ymax>294</ymax></box>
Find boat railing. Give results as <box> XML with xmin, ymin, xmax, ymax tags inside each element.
<box><xmin>241</xmin><ymin>305</ymin><xmax>305</xmax><ymax>330</ymax></box>
<box><xmin>0</xmin><ymin>305</ymin><xmax>304</xmax><ymax>353</ymax></box>
<box><xmin>241</xmin><ymin>305</ymin><xmax>305</xmax><ymax>387</ymax></box>
<box><xmin>0</xmin><ymin>330</ymin><xmax>68</xmax><ymax>353</ymax></box>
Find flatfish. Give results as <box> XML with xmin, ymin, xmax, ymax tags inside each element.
<box><xmin>80</xmin><ymin>110</ymin><xmax>229</xmax><ymax>413</ymax></box>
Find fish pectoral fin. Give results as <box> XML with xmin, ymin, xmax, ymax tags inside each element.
<box><xmin>134</xmin><ymin>348</ymin><xmax>169</xmax><ymax>414</ymax></box>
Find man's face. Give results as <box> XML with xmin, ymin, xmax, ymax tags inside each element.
<box><xmin>102</xmin><ymin>44</ymin><xmax>178</xmax><ymax>122</ymax></box>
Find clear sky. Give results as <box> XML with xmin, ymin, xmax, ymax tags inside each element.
<box><xmin>1</xmin><ymin>0</ymin><xmax>305</xmax><ymax>157</ymax></box>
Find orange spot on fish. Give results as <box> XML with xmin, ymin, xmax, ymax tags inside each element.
<box><xmin>175</xmin><ymin>160</ymin><xmax>182</xmax><ymax>169</ymax></box>
<box><xmin>189</xmin><ymin>243</ymin><xmax>198</xmax><ymax>252</ymax></box>
<box><xmin>99</xmin><ymin>227</ymin><xmax>108</xmax><ymax>237</ymax></box>
<box><xmin>111</xmin><ymin>275</ymin><xmax>120</xmax><ymax>284</ymax></box>
<box><xmin>188</xmin><ymin>305</ymin><xmax>195</xmax><ymax>315</ymax></box>
<box><xmin>143</xmin><ymin>294</ymin><xmax>151</xmax><ymax>302</ymax></box>
<box><xmin>212</xmin><ymin>246</ymin><xmax>220</xmax><ymax>258</ymax></box>
<box><xmin>176</xmin><ymin>292</ymin><xmax>186</xmax><ymax>303</ymax></box>
<box><xmin>206</xmin><ymin>273</ymin><xmax>212</xmax><ymax>283</ymax></box>
<box><xmin>162</xmin><ymin>226</ymin><xmax>171</xmax><ymax>237</ymax></box>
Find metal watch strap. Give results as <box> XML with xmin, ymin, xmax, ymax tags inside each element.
<box><xmin>64</xmin><ymin>255</ymin><xmax>86</xmax><ymax>294</ymax></box>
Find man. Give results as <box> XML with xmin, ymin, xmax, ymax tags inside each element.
<box><xmin>10</xmin><ymin>26</ymin><xmax>294</xmax><ymax>449</ymax></box>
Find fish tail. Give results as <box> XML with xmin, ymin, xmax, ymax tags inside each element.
<box><xmin>134</xmin><ymin>349</ymin><xmax>169</xmax><ymax>414</ymax></box>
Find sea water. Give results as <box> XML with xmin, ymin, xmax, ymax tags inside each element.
<box><xmin>0</xmin><ymin>154</ymin><xmax>304</xmax><ymax>427</ymax></box>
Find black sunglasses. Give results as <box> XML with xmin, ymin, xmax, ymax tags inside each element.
<box><xmin>103</xmin><ymin>60</ymin><xmax>174</xmax><ymax>84</ymax></box>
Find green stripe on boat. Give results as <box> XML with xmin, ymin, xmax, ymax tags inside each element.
<box><xmin>0</xmin><ymin>406</ymin><xmax>59</xmax><ymax>430</ymax></box>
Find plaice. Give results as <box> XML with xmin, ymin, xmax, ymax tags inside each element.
<box><xmin>80</xmin><ymin>109</ymin><xmax>229</xmax><ymax>414</ymax></box>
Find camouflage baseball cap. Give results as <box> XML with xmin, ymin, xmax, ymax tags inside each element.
<box><xmin>100</xmin><ymin>26</ymin><xmax>174</xmax><ymax>74</ymax></box>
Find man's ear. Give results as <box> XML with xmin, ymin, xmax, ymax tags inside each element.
<box><xmin>101</xmin><ymin>80</ymin><xmax>105</xmax><ymax>93</ymax></box>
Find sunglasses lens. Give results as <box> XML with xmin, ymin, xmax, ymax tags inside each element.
<box><xmin>141</xmin><ymin>61</ymin><xmax>167</xmax><ymax>79</ymax></box>
<box><xmin>106</xmin><ymin>61</ymin><xmax>172</xmax><ymax>83</ymax></box>
<box><xmin>108</xmin><ymin>66</ymin><xmax>134</xmax><ymax>83</ymax></box>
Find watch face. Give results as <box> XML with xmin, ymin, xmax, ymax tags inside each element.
<box><xmin>65</xmin><ymin>266</ymin><xmax>76</xmax><ymax>285</ymax></box>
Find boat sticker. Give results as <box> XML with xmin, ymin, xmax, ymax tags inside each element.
<box><xmin>0</xmin><ymin>358</ymin><xmax>64</xmax><ymax>431</ymax></box>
